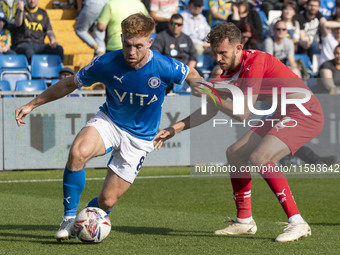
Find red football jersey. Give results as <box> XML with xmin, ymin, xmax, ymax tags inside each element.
<box><xmin>211</xmin><ymin>50</ymin><xmax>310</xmax><ymax>100</ymax></box>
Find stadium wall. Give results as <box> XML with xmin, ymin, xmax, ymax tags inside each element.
<box><xmin>0</xmin><ymin>95</ymin><xmax>339</xmax><ymax>170</ymax></box>
<box><xmin>1</xmin><ymin>96</ymin><xmax>191</xmax><ymax>170</ymax></box>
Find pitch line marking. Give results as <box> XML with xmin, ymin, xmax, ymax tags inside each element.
<box><xmin>0</xmin><ymin>175</ymin><xmax>192</xmax><ymax>184</ymax></box>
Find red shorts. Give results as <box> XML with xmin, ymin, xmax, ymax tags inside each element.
<box><xmin>252</xmin><ymin>95</ymin><xmax>324</xmax><ymax>155</ymax></box>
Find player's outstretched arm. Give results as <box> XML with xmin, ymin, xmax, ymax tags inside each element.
<box><xmin>15</xmin><ymin>76</ymin><xmax>78</xmax><ymax>127</ymax></box>
<box><xmin>154</xmin><ymin>103</ymin><xmax>218</xmax><ymax>149</ymax></box>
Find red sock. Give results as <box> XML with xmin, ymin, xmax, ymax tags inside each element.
<box><xmin>259</xmin><ymin>161</ymin><xmax>300</xmax><ymax>218</ymax></box>
<box><xmin>230</xmin><ymin>170</ymin><xmax>252</xmax><ymax>219</ymax></box>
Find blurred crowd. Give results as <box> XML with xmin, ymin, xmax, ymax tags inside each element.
<box><xmin>0</xmin><ymin>0</ymin><xmax>340</xmax><ymax>94</ymax></box>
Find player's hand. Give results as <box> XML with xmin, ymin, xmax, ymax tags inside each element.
<box><xmin>15</xmin><ymin>104</ymin><xmax>33</xmax><ymax>127</ymax></box>
<box><xmin>191</xmin><ymin>81</ymin><xmax>213</xmax><ymax>97</ymax></box>
<box><xmin>153</xmin><ymin>127</ymin><xmax>176</xmax><ymax>149</ymax></box>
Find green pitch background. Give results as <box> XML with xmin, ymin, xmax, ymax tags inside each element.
<box><xmin>0</xmin><ymin>167</ymin><xmax>339</xmax><ymax>255</ymax></box>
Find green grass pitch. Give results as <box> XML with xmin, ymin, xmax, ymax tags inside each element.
<box><xmin>0</xmin><ymin>167</ymin><xmax>339</xmax><ymax>255</ymax></box>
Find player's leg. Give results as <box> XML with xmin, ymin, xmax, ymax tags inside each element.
<box><xmin>88</xmin><ymin>169</ymin><xmax>131</xmax><ymax>213</ymax></box>
<box><xmin>55</xmin><ymin>125</ymin><xmax>107</xmax><ymax>240</ymax></box>
<box><xmin>249</xmin><ymin>134</ymin><xmax>311</xmax><ymax>242</ymax></box>
<box><xmin>87</xmin><ymin>123</ymin><xmax>153</xmax><ymax>214</ymax></box>
<box><xmin>214</xmin><ymin>129</ymin><xmax>262</xmax><ymax>235</ymax></box>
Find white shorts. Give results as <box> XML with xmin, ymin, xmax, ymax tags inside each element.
<box><xmin>85</xmin><ymin>111</ymin><xmax>154</xmax><ymax>183</ymax></box>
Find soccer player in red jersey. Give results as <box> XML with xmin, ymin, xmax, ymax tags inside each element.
<box><xmin>154</xmin><ymin>22</ymin><xmax>324</xmax><ymax>242</ymax></box>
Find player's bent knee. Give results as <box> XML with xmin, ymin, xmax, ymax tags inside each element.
<box><xmin>69</xmin><ymin>144</ymin><xmax>93</xmax><ymax>164</ymax></box>
<box><xmin>249</xmin><ymin>151</ymin><xmax>271</xmax><ymax>167</ymax></box>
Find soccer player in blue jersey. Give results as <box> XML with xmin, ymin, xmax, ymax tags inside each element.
<box><xmin>15</xmin><ymin>13</ymin><xmax>201</xmax><ymax>241</ymax></box>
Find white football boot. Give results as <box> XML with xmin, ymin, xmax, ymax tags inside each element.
<box><xmin>214</xmin><ymin>219</ymin><xmax>257</xmax><ymax>235</ymax></box>
<box><xmin>54</xmin><ymin>218</ymin><xmax>75</xmax><ymax>241</ymax></box>
<box><xmin>275</xmin><ymin>222</ymin><xmax>311</xmax><ymax>242</ymax></box>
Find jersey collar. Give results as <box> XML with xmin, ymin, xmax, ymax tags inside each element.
<box><xmin>25</xmin><ymin>5</ymin><xmax>39</xmax><ymax>13</ymax></box>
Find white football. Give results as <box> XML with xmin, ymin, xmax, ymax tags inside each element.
<box><xmin>74</xmin><ymin>207</ymin><xmax>111</xmax><ymax>243</ymax></box>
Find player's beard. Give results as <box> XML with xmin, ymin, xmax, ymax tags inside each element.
<box><xmin>228</xmin><ymin>52</ymin><xmax>237</xmax><ymax>70</ymax></box>
<box><xmin>220</xmin><ymin>51</ymin><xmax>237</xmax><ymax>71</ymax></box>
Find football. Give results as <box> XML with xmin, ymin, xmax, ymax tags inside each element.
<box><xmin>74</xmin><ymin>207</ymin><xmax>111</xmax><ymax>243</ymax></box>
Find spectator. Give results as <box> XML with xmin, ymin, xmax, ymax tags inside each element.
<box><xmin>0</xmin><ymin>0</ymin><xmax>24</xmax><ymax>31</ymax></box>
<box><xmin>264</xmin><ymin>20</ymin><xmax>301</xmax><ymax>77</ymax></box>
<box><xmin>237</xmin><ymin>22</ymin><xmax>259</xmax><ymax>50</ymax></box>
<box><xmin>331</xmin><ymin>0</ymin><xmax>340</xmax><ymax>21</ymax></box>
<box><xmin>141</xmin><ymin>0</ymin><xmax>151</xmax><ymax>12</ymax></box>
<box><xmin>297</xmin><ymin>0</ymin><xmax>308</xmax><ymax>13</ymax></box>
<box><xmin>181</xmin><ymin>0</ymin><xmax>211</xmax><ymax>55</ymax></box>
<box><xmin>319</xmin><ymin>0</ymin><xmax>336</xmax><ymax>20</ymax></box>
<box><xmin>319</xmin><ymin>8</ymin><xmax>340</xmax><ymax>65</ymax></box>
<box><xmin>75</xmin><ymin>0</ymin><xmax>108</xmax><ymax>57</ymax></box>
<box><xmin>228</xmin><ymin>0</ymin><xmax>263</xmax><ymax>41</ymax></box>
<box><xmin>319</xmin><ymin>44</ymin><xmax>340</xmax><ymax>93</ymax></box>
<box><xmin>97</xmin><ymin>0</ymin><xmax>149</xmax><ymax>52</ymax></box>
<box><xmin>269</xmin><ymin>3</ymin><xmax>300</xmax><ymax>45</ymax></box>
<box><xmin>151</xmin><ymin>13</ymin><xmax>197</xmax><ymax>93</ymax></box>
<box><xmin>151</xmin><ymin>14</ymin><xmax>197</xmax><ymax>69</ymax></box>
<box><xmin>150</xmin><ymin>0</ymin><xmax>179</xmax><ymax>33</ymax></box>
<box><xmin>0</xmin><ymin>11</ymin><xmax>15</xmax><ymax>54</ymax></box>
<box><xmin>58</xmin><ymin>66</ymin><xmax>74</xmax><ymax>79</ymax></box>
<box><xmin>12</xmin><ymin>0</ymin><xmax>64</xmax><ymax>62</ymax></box>
<box><xmin>297</xmin><ymin>0</ymin><xmax>327</xmax><ymax>60</ymax></box>
<box><xmin>208</xmin><ymin>0</ymin><xmax>232</xmax><ymax>28</ymax></box>
<box><xmin>68</xmin><ymin>0</ymin><xmax>82</xmax><ymax>13</ymax></box>
<box><xmin>255</xmin><ymin>0</ymin><xmax>282</xmax><ymax>18</ymax></box>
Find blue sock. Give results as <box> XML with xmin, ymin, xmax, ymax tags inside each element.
<box><xmin>87</xmin><ymin>197</ymin><xmax>114</xmax><ymax>215</ymax></box>
<box><xmin>63</xmin><ymin>167</ymin><xmax>86</xmax><ymax>217</ymax></box>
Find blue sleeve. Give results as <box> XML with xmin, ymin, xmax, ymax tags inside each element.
<box><xmin>74</xmin><ymin>56</ymin><xmax>105</xmax><ymax>87</ymax></box>
<box><xmin>168</xmin><ymin>57</ymin><xmax>189</xmax><ymax>85</ymax></box>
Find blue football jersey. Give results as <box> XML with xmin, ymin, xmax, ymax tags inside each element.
<box><xmin>75</xmin><ymin>50</ymin><xmax>189</xmax><ymax>140</ymax></box>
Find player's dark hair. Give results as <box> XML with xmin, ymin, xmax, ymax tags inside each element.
<box><xmin>121</xmin><ymin>13</ymin><xmax>155</xmax><ymax>37</ymax></box>
<box><xmin>207</xmin><ymin>22</ymin><xmax>242</xmax><ymax>46</ymax></box>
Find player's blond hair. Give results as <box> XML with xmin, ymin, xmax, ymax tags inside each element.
<box><xmin>121</xmin><ymin>13</ymin><xmax>155</xmax><ymax>37</ymax></box>
<box><xmin>207</xmin><ymin>23</ymin><xmax>242</xmax><ymax>46</ymax></box>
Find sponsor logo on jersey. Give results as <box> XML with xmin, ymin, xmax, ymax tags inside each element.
<box><xmin>113</xmin><ymin>75</ymin><xmax>124</xmax><ymax>83</ymax></box>
<box><xmin>148</xmin><ymin>77</ymin><xmax>161</xmax><ymax>89</ymax></box>
<box><xmin>25</xmin><ymin>18</ymin><xmax>43</xmax><ymax>31</ymax></box>
<box><xmin>114</xmin><ymin>89</ymin><xmax>158</xmax><ymax>106</ymax></box>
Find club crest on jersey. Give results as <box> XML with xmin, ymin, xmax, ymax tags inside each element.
<box><xmin>148</xmin><ymin>77</ymin><xmax>161</xmax><ymax>89</ymax></box>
